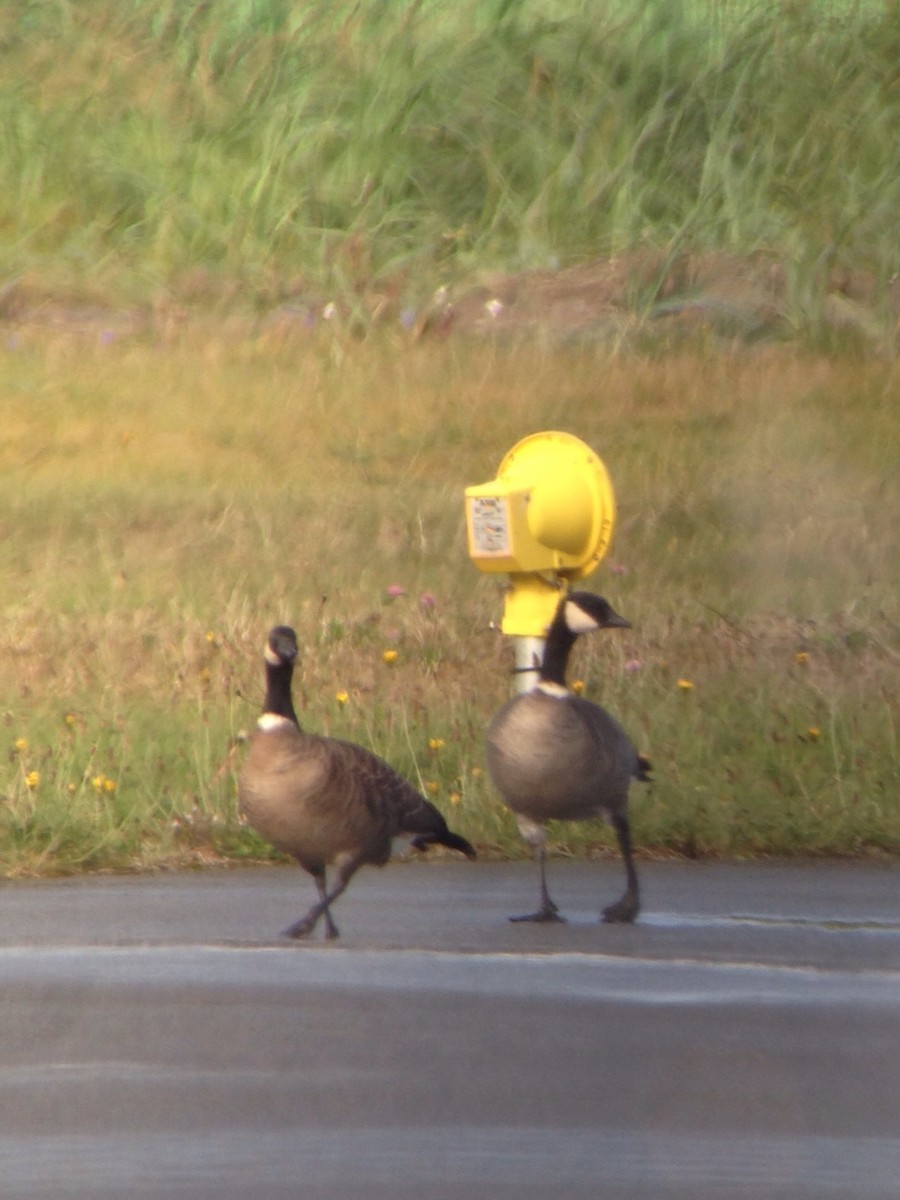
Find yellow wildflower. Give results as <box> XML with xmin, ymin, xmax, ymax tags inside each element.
<box><xmin>91</xmin><ymin>775</ymin><xmax>106</xmax><ymax>793</ymax></box>
<box><xmin>676</xmin><ymin>678</ymin><xmax>694</xmax><ymax>691</ymax></box>
<box><xmin>794</xmin><ymin>651</ymin><xmax>809</xmax><ymax>666</ymax></box>
<box><xmin>381</xmin><ymin>649</ymin><xmax>399</xmax><ymax>665</ymax></box>
<box><xmin>25</xmin><ymin>770</ymin><xmax>39</xmax><ymax>789</ymax></box>
<box><xmin>449</xmin><ymin>791</ymin><xmax>462</xmax><ymax>805</ymax></box>
<box><xmin>335</xmin><ymin>690</ymin><xmax>349</xmax><ymax>706</ymax></box>
<box><xmin>103</xmin><ymin>778</ymin><xmax>117</xmax><ymax>794</ymax></box>
<box><xmin>807</xmin><ymin>727</ymin><xmax>821</xmax><ymax>741</ymax></box>
<box><xmin>571</xmin><ymin>680</ymin><xmax>585</xmax><ymax>694</ymax></box>
<box><xmin>425</xmin><ymin>781</ymin><xmax>439</xmax><ymax>795</ymax></box>
<box><xmin>428</xmin><ymin>738</ymin><xmax>445</xmax><ymax>752</ymax></box>
<box><xmin>14</xmin><ymin>737</ymin><xmax>28</xmax><ymax>753</ymax></box>
<box><xmin>64</xmin><ymin>713</ymin><xmax>76</xmax><ymax>728</ymax></box>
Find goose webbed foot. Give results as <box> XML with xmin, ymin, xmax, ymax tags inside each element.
<box><xmin>282</xmin><ymin>912</ymin><xmax>316</xmax><ymax>939</ymax></box>
<box><xmin>510</xmin><ymin>898</ymin><xmax>566</xmax><ymax>924</ymax></box>
<box><xmin>282</xmin><ymin>902</ymin><xmax>340</xmax><ymax>940</ymax></box>
<box><xmin>282</xmin><ymin>919</ymin><xmax>313</xmax><ymax>939</ymax></box>
<box><xmin>601</xmin><ymin>891</ymin><xmax>639</xmax><ymax>924</ymax></box>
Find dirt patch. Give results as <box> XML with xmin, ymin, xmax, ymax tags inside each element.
<box><xmin>2</xmin><ymin>251</ymin><xmax>897</xmax><ymax>351</ymax></box>
<box><xmin>414</xmin><ymin>250</ymin><xmax>899</xmax><ymax>350</ymax></box>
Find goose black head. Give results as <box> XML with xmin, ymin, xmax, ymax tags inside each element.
<box><xmin>538</xmin><ymin>593</ymin><xmax>630</xmax><ymax>689</ymax></box>
<box><xmin>265</xmin><ymin>625</ymin><xmax>299</xmax><ymax>667</ymax></box>
<box><xmin>561</xmin><ymin>593</ymin><xmax>631</xmax><ymax>634</ymax></box>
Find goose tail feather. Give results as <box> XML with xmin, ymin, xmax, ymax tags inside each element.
<box><xmin>411</xmin><ymin>830</ymin><xmax>477</xmax><ymax>860</ymax></box>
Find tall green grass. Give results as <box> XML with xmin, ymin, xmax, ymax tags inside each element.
<box><xmin>1</xmin><ymin>0</ymin><xmax>897</xmax><ymax>314</ymax></box>
<box><xmin>0</xmin><ymin>327</ymin><xmax>897</xmax><ymax>873</ymax></box>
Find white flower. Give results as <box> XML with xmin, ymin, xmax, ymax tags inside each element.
<box><xmin>485</xmin><ymin>298</ymin><xmax>504</xmax><ymax>318</ymax></box>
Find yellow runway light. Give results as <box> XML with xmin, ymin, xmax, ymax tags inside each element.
<box><xmin>465</xmin><ymin>431</ymin><xmax>617</xmax><ymax>641</ymax></box>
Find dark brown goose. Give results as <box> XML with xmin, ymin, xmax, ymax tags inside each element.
<box><xmin>486</xmin><ymin>592</ymin><xmax>650</xmax><ymax>925</ymax></box>
<box><xmin>238</xmin><ymin>625</ymin><xmax>476</xmax><ymax>940</ymax></box>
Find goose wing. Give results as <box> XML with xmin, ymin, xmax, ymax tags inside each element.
<box><xmin>568</xmin><ymin>696</ymin><xmax>643</xmax><ymax>785</ymax></box>
<box><xmin>324</xmin><ymin>737</ymin><xmax>475</xmax><ymax>856</ymax></box>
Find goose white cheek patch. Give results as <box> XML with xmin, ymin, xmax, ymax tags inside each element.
<box><xmin>563</xmin><ymin>601</ymin><xmax>599</xmax><ymax>634</ymax></box>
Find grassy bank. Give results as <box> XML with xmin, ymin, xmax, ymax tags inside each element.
<box><xmin>0</xmin><ymin>0</ymin><xmax>897</xmax><ymax>873</ymax></box>
<box><xmin>0</xmin><ymin>324</ymin><xmax>897</xmax><ymax>873</ymax></box>
<box><xmin>1</xmin><ymin>0</ymin><xmax>897</xmax><ymax>327</ymax></box>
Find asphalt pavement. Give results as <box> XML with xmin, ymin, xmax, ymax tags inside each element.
<box><xmin>1</xmin><ymin>859</ymin><xmax>899</xmax><ymax>1199</ymax></box>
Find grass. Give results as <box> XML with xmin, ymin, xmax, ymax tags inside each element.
<box><xmin>0</xmin><ymin>324</ymin><xmax>897</xmax><ymax>874</ymax></box>
<box><xmin>0</xmin><ymin>1</ymin><xmax>897</xmax><ymax>873</ymax></box>
<box><xmin>0</xmin><ymin>0</ymin><xmax>897</xmax><ymax>326</ymax></box>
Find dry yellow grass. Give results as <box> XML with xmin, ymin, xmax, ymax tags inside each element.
<box><xmin>1</xmin><ymin>322</ymin><xmax>897</xmax><ymax>872</ymax></box>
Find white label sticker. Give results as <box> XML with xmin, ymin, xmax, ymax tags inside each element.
<box><xmin>468</xmin><ymin>496</ymin><xmax>511</xmax><ymax>556</ymax></box>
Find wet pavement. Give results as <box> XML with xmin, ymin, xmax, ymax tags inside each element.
<box><xmin>1</xmin><ymin>860</ymin><xmax>898</xmax><ymax>1199</ymax></box>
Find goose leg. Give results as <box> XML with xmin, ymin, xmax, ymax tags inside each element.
<box><xmin>511</xmin><ymin>819</ymin><xmax>565</xmax><ymax>924</ymax></box>
<box><xmin>283</xmin><ymin>862</ymin><xmax>356</xmax><ymax>940</ymax></box>
<box><xmin>601</xmin><ymin>810</ymin><xmax>640</xmax><ymax>924</ymax></box>
<box><xmin>316</xmin><ymin>873</ymin><xmax>345</xmax><ymax>936</ymax></box>
<box><xmin>314</xmin><ymin>869</ymin><xmax>340</xmax><ymax>940</ymax></box>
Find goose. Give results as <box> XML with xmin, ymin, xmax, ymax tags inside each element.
<box><xmin>238</xmin><ymin>625</ymin><xmax>476</xmax><ymax>940</ymax></box>
<box><xmin>485</xmin><ymin>592</ymin><xmax>650</xmax><ymax>924</ymax></box>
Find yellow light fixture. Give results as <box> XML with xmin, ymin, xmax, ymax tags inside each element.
<box><xmin>465</xmin><ymin>431</ymin><xmax>617</xmax><ymax>639</ymax></box>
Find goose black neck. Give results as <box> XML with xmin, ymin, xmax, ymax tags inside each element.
<box><xmin>539</xmin><ymin>615</ymin><xmax>577</xmax><ymax>688</ymax></box>
<box><xmin>263</xmin><ymin>660</ymin><xmax>300</xmax><ymax>725</ymax></box>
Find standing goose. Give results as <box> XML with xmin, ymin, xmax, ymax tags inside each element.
<box><xmin>486</xmin><ymin>592</ymin><xmax>650</xmax><ymax>924</ymax></box>
<box><xmin>238</xmin><ymin>625</ymin><xmax>476</xmax><ymax>940</ymax></box>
